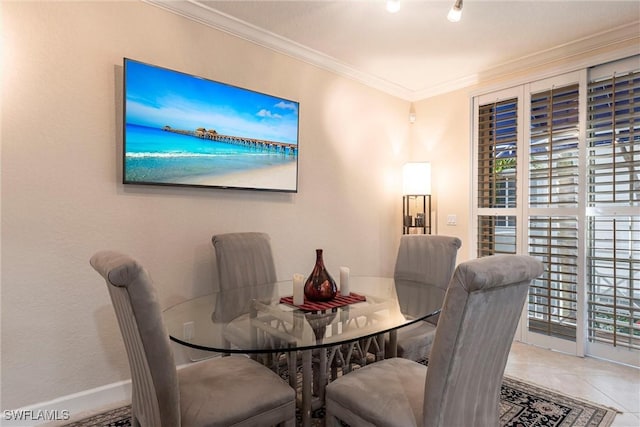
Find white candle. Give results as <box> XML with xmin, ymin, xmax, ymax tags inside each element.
<box><xmin>340</xmin><ymin>267</ymin><xmax>350</xmax><ymax>296</ymax></box>
<box><xmin>293</xmin><ymin>273</ymin><xmax>305</xmax><ymax>305</ymax></box>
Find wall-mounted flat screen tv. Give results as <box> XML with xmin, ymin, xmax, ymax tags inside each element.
<box><xmin>123</xmin><ymin>58</ymin><xmax>299</xmax><ymax>192</ymax></box>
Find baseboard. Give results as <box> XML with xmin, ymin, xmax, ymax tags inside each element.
<box><xmin>4</xmin><ymin>380</ymin><xmax>132</xmax><ymax>426</ymax></box>
<box><xmin>6</xmin><ymin>359</ymin><xmax>221</xmax><ymax>426</ymax></box>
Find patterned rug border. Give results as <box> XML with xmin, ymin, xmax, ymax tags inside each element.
<box><xmin>59</xmin><ymin>376</ymin><xmax>620</xmax><ymax>427</ymax></box>
<box><xmin>502</xmin><ymin>375</ymin><xmax>620</xmax><ymax>427</ymax></box>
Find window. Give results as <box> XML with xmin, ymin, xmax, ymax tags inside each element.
<box><xmin>477</xmin><ymin>99</ymin><xmax>518</xmax><ymax>210</ymax></box>
<box><xmin>587</xmin><ymin>216</ymin><xmax>640</xmax><ymax>350</ymax></box>
<box><xmin>529</xmin><ymin>84</ymin><xmax>580</xmax><ymax>208</ymax></box>
<box><xmin>586</xmin><ymin>64</ymin><xmax>640</xmax><ymax>353</ymax></box>
<box><xmin>587</xmin><ymin>69</ymin><xmax>639</xmax><ymax>206</ymax></box>
<box><xmin>528</xmin><ymin>216</ymin><xmax>579</xmax><ymax>341</ymax></box>
<box><xmin>478</xmin><ymin>215</ymin><xmax>517</xmax><ymax>256</ymax></box>
<box><xmin>476</xmin><ymin>96</ymin><xmax>519</xmax><ymax>257</ymax></box>
<box><xmin>527</xmin><ymin>83</ymin><xmax>581</xmax><ymax>341</ymax></box>
<box><xmin>472</xmin><ymin>55</ymin><xmax>640</xmax><ymax>365</ymax></box>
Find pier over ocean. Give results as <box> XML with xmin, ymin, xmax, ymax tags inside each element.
<box><xmin>163</xmin><ymin>126</ymin><xmax>298</xmax><ymax>155</ymax></box>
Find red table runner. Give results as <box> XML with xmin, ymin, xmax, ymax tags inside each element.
<box><xmin>279</xmin><ymin>292</ymin><xmax>366</xmax><ymax>312</ymax></box>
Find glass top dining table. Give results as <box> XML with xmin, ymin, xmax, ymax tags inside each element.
<box><xmin>162</xmin><ymin>276</ymin><xmax>440</xmax><ymax>355</ymax></box>
<box><xmin>162</xmin><ymin>276</ymin><xmax>440</xmax><ymax>427</ymax></box>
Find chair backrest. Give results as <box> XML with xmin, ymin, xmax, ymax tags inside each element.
<box><xmin>422</xmin><ymin>254</ymin><xmax>544</xmax><ymax>427</ymax></box>
<box><xmin>394</xmin><ymin>235</ymin><xmax>462</xmax><ymax>323</ymax></box>
<box><xmin>212</xmin><ymin>232</ymin><xmax>277</xmax><ymax>322</ymax></box>
<box><xmin>90</xmin><ymin>251</ymin><xmax>180</xmax><ymax>427</ymax></box>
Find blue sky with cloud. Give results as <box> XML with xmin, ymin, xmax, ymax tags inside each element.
<box><xmin>125</xmin><ymin>59</ymin><xmax>299</xmax><ymax>144</ymax></box>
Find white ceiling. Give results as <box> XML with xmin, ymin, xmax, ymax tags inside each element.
<box><xmin>146</xmin><ymin>0</ymin><xmax>640</xmax><ymax>100</ymax></box>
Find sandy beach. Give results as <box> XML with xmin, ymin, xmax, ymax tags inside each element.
<box><xmin>181</xmin><ymin>162</ymin><xmax>297</xmax><ymax>191</ymax></box>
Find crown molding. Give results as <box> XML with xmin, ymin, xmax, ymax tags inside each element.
<box><xmin>415</xmin><ymin>23</ymin><xmax>640</xmax><ymax>101</ymax></box>
<box><xmin>143</xmin><ymin>0</ymin><xmax>414</xmax><ymax>100</ymax></box>
<box><xmin>144</xmin><ymin>1</ymin><xmax>639</xmax><ymax>102</ymax></box>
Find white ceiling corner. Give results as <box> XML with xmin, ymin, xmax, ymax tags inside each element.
<box><xmin>144</xmin><ymin>0</ymin><xmax>640</xmax><ymax>101</ymax></box>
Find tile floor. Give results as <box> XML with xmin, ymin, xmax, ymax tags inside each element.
<box><xmin>49</xmin><ymin>341</ymin><xmax>639</xmax><ymax>426</ymax></box>
<box><xmin>505</xmin><ymin>341</ymin><xmax>640</xmax><ymax>427</ymax></box>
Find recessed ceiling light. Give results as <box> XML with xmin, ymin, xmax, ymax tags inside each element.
<box><xmin>447</xmin><ymin>0</ymin><xmax>463</xmax><ymax>22</ymax></box>
<box><xmin>386</xmin><ymin>0</ymin><xmax>401</xmax><ymax>14</ymax></box>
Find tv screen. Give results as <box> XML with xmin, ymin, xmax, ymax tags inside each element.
<box><xmin>123</xmin><ymin>58</ymin><xmax>299</xmax><ymax>192</ymax></box>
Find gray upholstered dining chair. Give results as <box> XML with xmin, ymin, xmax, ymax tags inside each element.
<box><xmin>325</xmin><ymin>254</ymin><xmax>544</xmax><ymax>427</ymax></box>
<box><xmin>90</xmin><ymin>250</ymin><xmax>296</xmax><ymax>427</ymax></box>
<box><xmin>212</xmin><ymin>232</ymin><xmax>278</xmax><ymax>323</ymax></box>
<box><xmin>390</xmin><ymin>234</ymin><xmax>462</xmax><ymax>360</ymax></box>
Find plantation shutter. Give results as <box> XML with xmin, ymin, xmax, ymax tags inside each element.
<box><xmin>528</xmin><ymin>216</ymin><xmax>579</xmax><ymax>340</ymax></box>
<box><xmin>586</xmin><ymin>64</ymin><xmax>640</xmax><ymax>351</ymax></box>
<box><xmin>587</xmin><ymin>70</ymin><xmax>639</xmax><ymax>205</ymax></box>
<box><xmin>477</xmin><ymin>215</ymin><xmax>517</xmax><ymax>256</ymax></box>
<box><xmin>477</xmin><ymin>98</ymin><xmax>518</xmax><ymax>256</ymax></box>
<box><xmin>473</xmin><ymin>56</ymin><xmax>640</xmax><ymax>364</ymax></box>
<box><xmin>527</xmin><ymin>83</ymin><xmax>580</xmax><ymax>341</ymax></box>
<box><xmin>529</xmin><ymin>84</ymin><xmax>581</xmax><ymax>207</ymax></box>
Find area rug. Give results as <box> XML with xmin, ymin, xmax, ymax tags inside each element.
<box><xmin>61</xmin><ymin>375</ymin><xmax>618</xmax><ymax>427</ymax></box>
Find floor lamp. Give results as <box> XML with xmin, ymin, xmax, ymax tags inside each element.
<box><xmin>402</xmin><ymin>162</ymin><xmax>432</xmax><ymax>234</ymax></box>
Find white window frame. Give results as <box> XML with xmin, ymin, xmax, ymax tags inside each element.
<box><xmin>520</xmin><ymin>70</ymin><xmax>587</xmax><ymax>357</ymax></box>
<box><xmin>471</xmin><ymin>61</ymin><xmax>639</xmax><ymax>365</ymax></box>
<box><xmin>584</xmin><ymin>55</ymin><xmax>640</xmax><ymax>366</ymax></box>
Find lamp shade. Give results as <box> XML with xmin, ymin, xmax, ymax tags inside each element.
<box><xmin>403</xmin><ymin>162</ymin><xmax>431</xmax><ymax>195</ymax></box>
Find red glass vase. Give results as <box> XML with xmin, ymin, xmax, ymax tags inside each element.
<box><xmin>304</xmin><ymin>249</ymin><xmax>337</xmax><ymax>302</ymax></box>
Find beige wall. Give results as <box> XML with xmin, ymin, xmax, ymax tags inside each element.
<box><xmin>1</xmin><ymin>1</ymin><xmax>411</xmax><ymax>409</ymax></box>
<box><xmin>410</xmin><ymin>89</ymin><xmax>472</xmax><ymax>261</ymax></box>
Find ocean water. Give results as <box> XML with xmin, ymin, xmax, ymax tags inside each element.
<box><xmin>124</xmin><ymin>124</ymin><xmax>297</xmax><ymax>185</ymax></box>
